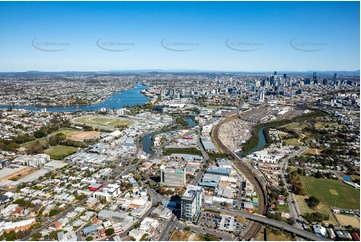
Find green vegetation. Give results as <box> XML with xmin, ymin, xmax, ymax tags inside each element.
<box><xmin>44</xmin><ymin>145</ymin><xmax>78</xmax><ymax>160</ymax></box>
<box><xmin>25</xmin><ymin>139</ymin><xmax>50</xmax><ymax>154</ymax></box>
<box><xmin>289</xmin><ymin>172</ymin><xmax>305</xmax><ymax>195</ymax></box>
<box><xmin>140</xmin><ymin>233</ymin><xmax>149</xmax><ymax>241</ymax></box>
<box><xmin>105</xmin><ymin>228</ymin><xmax>114</xmax><ymax>236</ymax></box>
<box><xmin>314</xmin><ymin>122</ymin><xmax>340</xmax><ymax>129</ymax></box>
<box><xmin>164</xmin><ymin>147</ymin><xmax>202</xmax><ymax>155</ymax></box>
<box><xmin>73</xmin><ymin>116</ymin><xmax>133</xmax><ymax>128</ymax></box>
<box><xmin>241</xmin><ymin>110</ymin><xmax>327</xmax><ymax>151</ymax></box>
<box><xmin>34</xmin><ymin>130</ymin><xmax>47</xmax><ymax>138</ymax></box>
<box><xmin>31</xmin><ymin>232</ymin><xmax>42</xmax><ymax>241</ymax></box>
<box><xmin>284</xmin><ymin>138</ymin><xmax>302</xmax><ymax>146</ymax></box>
<box><xmin>13</xmin><ymin>198</ymin><xmax>35</xmax><ymax>208</ymax></box>
<box><xmin>49</xmin><ymin>133</ymin><xmax>66</xmax><ymax>146</ymax></box>
<box><xmin>265</xmin><ymin>228</ymin><xmax>296</xmax><ymax>241</ymax></box>
<box><xmin>305</xmin><ymin>196</ymin><xmax>320</xmax><ymax>209</ymax></box>
<box><xmin>198</xmin><ymin>233</ymin><xmax>220</xmax><ymax>241</ymax></box>
<box><xmin>207</xmin><ymin>152</ymin><xmax>228</xmax><ymax>159</ymax></box>
<box><xmin>49</xmin><ymin>128</ymin><xmax>78</xmax><ymax>137</ymax></box>
<box><xmin>303</xmin><ymin>212</ymin><xmax>330</xmax><ymax>223</ymax></box>
<box><xmin>241</xmin><ymin>123</ymin><xmax>264</xmax><ymax>154</ymax></box>
<box><xmin>301</xmin><ymin>176</ymin><xmax>360</xmax><ymax>209</ymax></box>
<box><xmin>49</xmin><ymin>209</ymin><xmax>60</xmax><ymax>217</ymax></box>
<box><xmin>175</xmin><ymin>117</ymin><xmax>188</xmax><ymax>127</ymax></box>
<box><xmin>21</xmin><ymin>138</ymin><xmax>48</xmax><ymax>149</ymax></box>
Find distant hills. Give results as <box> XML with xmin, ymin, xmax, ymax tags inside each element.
<box><xmin>0</xmin><ymin>69</ymin><xmax>359</xmax><ymax>76</ymax></box>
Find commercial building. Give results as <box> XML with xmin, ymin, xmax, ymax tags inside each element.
<box><xmin>161</xmin><ymin>168</ymin><xmax>186</xmax><ymax>187</ymax></box>
<box><xmin>181</xmin><ymin>185</ymin><xmax>202</xmax><ymax>223</ymax></box>
<box><xmin>93</xmin><ymin>184</ymin><xmax>121</xmax><ymax>202</ymax></box>
<box><xmin>88</xmin><ymin>183</ymin><xmax>102</xmax><ymax>191</ymax></box>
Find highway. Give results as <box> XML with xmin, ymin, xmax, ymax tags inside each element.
<box><xmin>214</xmin><ymin>208</ymin><xmax>331</xmax><ymax>241</ymax></box>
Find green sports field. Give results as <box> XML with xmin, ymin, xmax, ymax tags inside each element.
<box><xmin>301</xmin><ymin>176</ymin><xmax>360</xmax><ymax>209</ymax></box>
<box><xmin>73</xmin><ymin>115</ymin><xmax>133</xmax><ymax>128</ymax></box>
<box><xmin>44</xmin><ymin>145</ymin><xmax>78</xmax><ymax>160</ymax></box>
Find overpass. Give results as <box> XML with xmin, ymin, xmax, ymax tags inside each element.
<box><xmin>215</xmin><ymin>208</ymin><xmax>332</xmax><ymax>241</ymax></box>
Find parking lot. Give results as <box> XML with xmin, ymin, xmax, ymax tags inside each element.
<box><xmin>198</xmin><ymin>211</ymin><xmax>248</xmax><ymax>234</ymax></box>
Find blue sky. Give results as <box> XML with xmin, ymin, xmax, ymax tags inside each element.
<box><xmin>0</xmin><ymin>1</ymin><xmax>359</xmax><ymax>72</ymax></box>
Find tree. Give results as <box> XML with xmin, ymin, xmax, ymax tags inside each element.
<box><xmin>34</xmin><ymin>130</ymin><xmax>47</xmax><ymax>138</ymax></box>
<box><xmin>49</xmin><ymin>209</ymin><xmax>60</xmax><ymax>217</ymax></box>
<box><xmin>49</xmin><ymin>231</ymin><xmax>58</xmax><ymax>240</ymax></box>
<box><xmin>105</xmin><ymin>228</ymin><xmax>114</xmax><ymax>236</ymax></box>
<box><xmin>4</xmin><ymin>231</ymin><xmax>16</xmax><ymax>241</ymax></box>
<box><xmin>315</xmin><ymin>171</ymin><xmax>323</xmax><ymax>179</ymax></box>
<box><xmin>140</xmin><ymin>233</ymin><xmax>149</xmax><ymax>241</ymax></box>
<box><xmin>287</xmin><ymin>218</ymin><xmax>295</xmax><ymax>225</ymax></box>
<box><xmin>305</xmin><ymin>196</ymin><xmax>320</xmax><ymax>209</ymax></box>
<box><xmin>31</xmin><ymin>232</ymin><xmax>42</xmax><ymax>241</ymax></box>
<box><xmin>86</xmin><ymin>236</ymin><xmax>93</xmax><ymax>241</ymax></box>
<box><xmin>49</xmin><ymin>133</ymin><xmax>66</xmax><ymax>146</ymax></box>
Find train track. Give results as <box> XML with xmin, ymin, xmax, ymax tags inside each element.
<box><xmin>212</xmin><ymin>118</ymin><xmax>268</xmax><ymax>241</ymax></box>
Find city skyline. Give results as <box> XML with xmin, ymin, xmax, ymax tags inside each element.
<box><xmin>0</xmin><ymin>1</ymin><xmax>359</xmax><ymax>72</ymax></box>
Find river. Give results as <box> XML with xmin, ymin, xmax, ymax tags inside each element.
<box><xmin>142</xmin><ymin>116</ymin><xmax>197</xmax><ymax>155</ymax></box>
<box><xmin>238</xmin><ymin>127</ymin><xmax>267</xmax><ymax>156</ymax></box>
<box><xmin>0</xmin><ymin>84</ymin><xmax>149</xmax><ymax>112</ymax></box>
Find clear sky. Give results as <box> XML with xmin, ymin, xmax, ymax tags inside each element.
<box><xmin>0</xmin><ymin>1</ymin><xmax>359</xmax><ymax>72</ymax></box>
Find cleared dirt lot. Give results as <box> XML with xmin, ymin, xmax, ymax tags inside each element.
<box><xmin>67</xmin><ymin>131</ymin><xmax>101</xmax><ymax>141</ymax></box>
<box><xmin>335</xmin><ymin>214</ymin><xmax>360</xmax><ymax>228</ymax></box>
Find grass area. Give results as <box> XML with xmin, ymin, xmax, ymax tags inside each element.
<box><xmin>170</xmin><ymin>229</ymin><xmax>192</xmax><ymax>241</ymax></box>
<box><xmin>255</xmin><ymin>226</ymin><xmax>265</xmax><ymax>241</ymax></box>
<box><xmin>265</xmin><ymin>228</ymin><xmax>295</xmax><ymax>241</ymax></box>
<box><xmin>49</xmin><ymin>128</ymin><xmax>79</xmax><ymax>137</ymax></box>
<box><xmin>44</xmin><ymin>145</ymin><xmax>78</xmax><ymax>160</ymax></box>
<box><xmin>196</xmin><ymin>234</ymin><xmax>220</xmax><ymax>241</ymax></box>
<box><xmin>73</xmin><ymin>116</ymin><xmax>133</xmax><ymax>128</ymax></box>
<box><xmin>284</xmin><ymin>138</ymin><xmax>302</xmax><ymax>146</ymax></box>
<box><xmin>20</xmin><ymin>138</ymin><xmax>48</xmax><ymax>148</ymax></box>
<box><xmin>350</xmin><ymin>175</ymin><xmax>360</xmax><ymax>180</ymax></box>
<box><xmin>295</xmin><ymin>195</ymin><xmax>337</xmax><ymax>224</ymax></box>
<box><xmin>282</xmin><ymin>122</ymin><xmax>307</xmax><ymax>131</ymax></box>
<box><xmin>301</xmin><ymin>176</ymin><xmax>360</xmax><ymax>209</ymax></box>
<box><xmin>278</xmin><ymin>131</ymin><xmax>289</xmax><ymax>138</ymax></box>
<box><xmin>314</xmin><ymin>122</ymin><xmax>340</xmax><ymax>129</ymax></box>
<box><xmin>275</xmin><ymin>204</ymin><xmax>290</xmax><ymax>214</ymax></box>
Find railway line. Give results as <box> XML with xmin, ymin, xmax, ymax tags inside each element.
<box><xmin>212</xmin><ymin>117</ymin><xmax>268</xmax><ymax>241</ymax></box>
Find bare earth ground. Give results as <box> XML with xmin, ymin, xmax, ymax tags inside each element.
<box><xmin>335</xmin><ymin>214</ymin><xmax>360</xmax><ymax>228</ymax></box>
<box><xmin>302</xmin><ymin>148</ymin><xmax>322</xmax><ymax>155</ymax></box>
<box><xmin>67</xmin><ymin>131</ymin><xmax>101</xmax><ymax>141</ymax></box>
<box><xmin>218</xmin><ymin>119</ymin><xmax>252</xmax><ymax>151</ymax></box>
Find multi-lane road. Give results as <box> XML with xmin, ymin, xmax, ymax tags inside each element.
<box><xmin>214</xmin><ymin>207</ymin><xmax>330</xmax><ymax>241</ymax></box>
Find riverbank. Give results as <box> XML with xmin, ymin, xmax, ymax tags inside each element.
<box><xmin>0</xmin><ymin>84</ymin><xmax>149</xmax><ymax>112</ymax></box>
<box><xmin>141</xmin><ymin>116</ymin><xmax>197</xmax><ymax>155</ymax></box>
